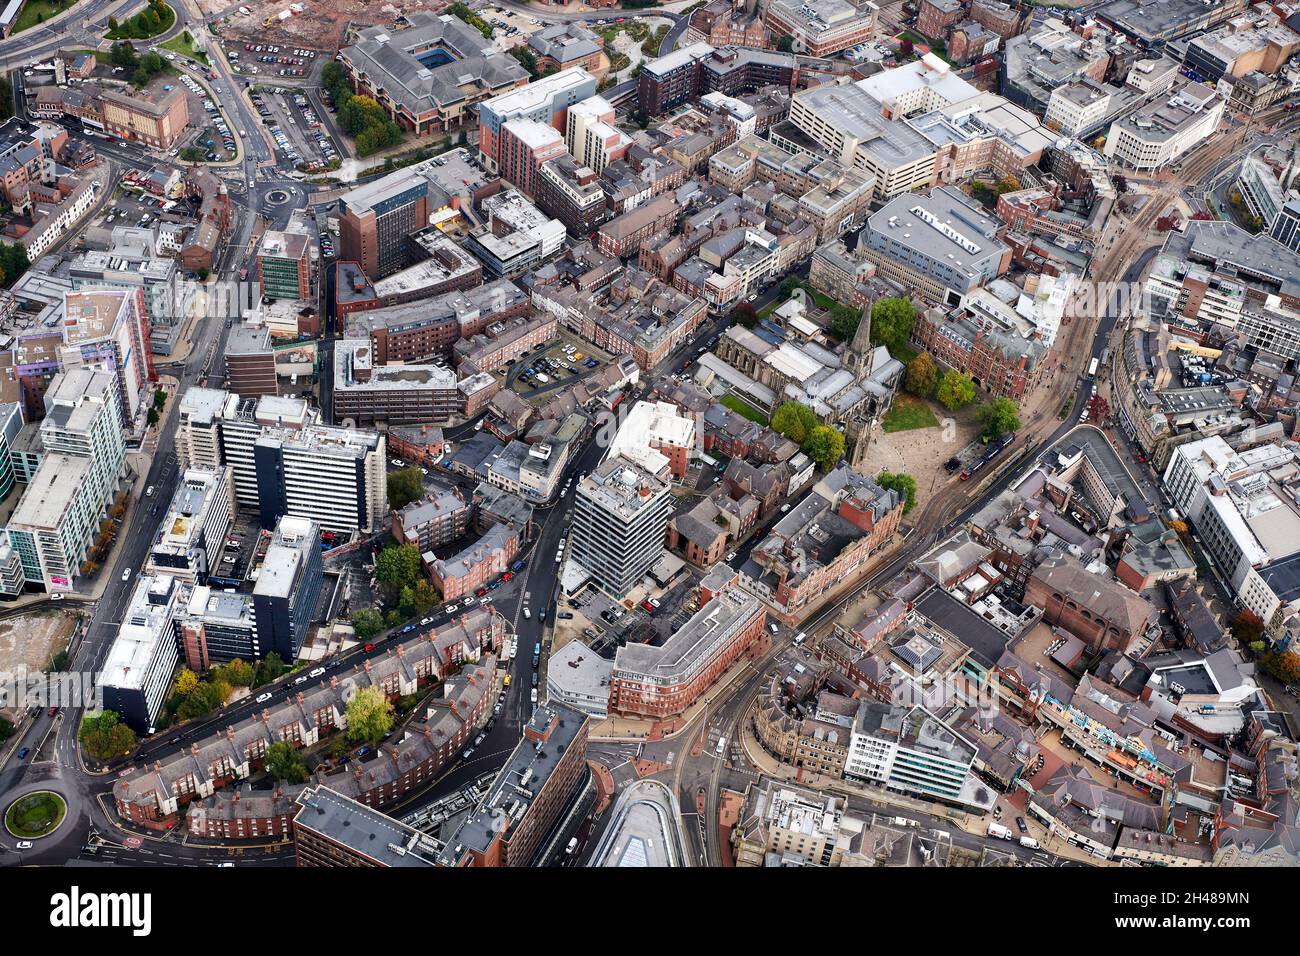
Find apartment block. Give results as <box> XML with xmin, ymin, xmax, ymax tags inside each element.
<box><xmin>570</xmin><ymin>457</ymin><xmax>672</xmax><ymax>598</ymax></box>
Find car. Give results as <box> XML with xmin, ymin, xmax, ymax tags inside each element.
<box><xmin>641</xmin><ymin>600</ymin><xmax>656</xmax><ymax>614</ymax></box>
<box><xmin>559</xmin><ymin>612</ymin><xmax>573</xmax><ymax>620</ymax></box>
<box><xmin>16</xmin><ymin>747</ymin><xmax>29</xmax><ymax>760</ymax></box>
<box><xmin>650</xmin><ymin>598</ymin><xmax>661</xmax><ymax>609</ymax></box>
<box><xmin>121</xmin><ymin>568</ymin><xmax>133</xmax><ymax>582</ymax></box>
<box><xmin>726</xmin><ymin>551</ymin><xmax>737</xmax><ymax>562</ymax></box>
<box><xmin>47</xmin><ymin>707</ymin><xmax>58</xmax><ymax>717</ymax></box>
<box><xmin>462</xmin><ymin>749</ymin><xmax>474</xmax><ymax>759</ymax></box>
<box><xmin>445</xmin><ymin>602</ymin><xmax>458</xmax><ymax>612</ymax></box>
<box><xmin>1016</xmin><ymin>816</ymin><xmax>1028</xmax><ymax>833</ymax></box>
<box><xmin>308</xmin><ymin>667</ymin><xmax>326</xmax><ymax>678</ymax></box>
<box><xmin>49</xmin><ymin>594</ymin><xmax>63</xmax><ymax>602</ymax></box>
<box><xmin>16</xmin><ymin>841</ymin><xmax>33</xmax><ymax>849</ymax></box>
<box><xmin>768</xmin><ymin>622</ymin><xmax>779</xmax><ymax>634</ymax></box>
<box><xmin>145</xmin><ymin>485</ymin><xmax>155</xmax><ymax>497</ymax></box>
<box><xmin>530</xmin><ymin>673</ymin><xmax>539</xmax><ymax>687</ymax></box>
<box><xmin>494</xmin><ymin>702</ymin><xmax>503</xmax><ymax>714</ymax></box>
<box><xmin>479</xmin><ymin>596</ymin><xmax>491</xmax><ymax>605</ymax></box>
<box><xmin>502</xmin><ymin>571</ymin><xmax>513</xmax><ymax>582</ymax></box>
<box><xmin>474</xmin><ymin>733</ymin><xmax>485</xmax><ymax>746</ymax></box>
<box><xmin>255</xmin><ymin>693</ymin><xmax>273</xmax><ymax>704</ymax></box>
<box><xmin>293</xmin><ymin>675</ymin><xmax>308</xmax><ymax>685</ymax></box>
<box><xmin>169</xmin><ymin>736</ymin><xmax>182</xmax><ymax>745</ymax></box>
<box><xmin>476</xmin><ymin>587</ymin><xmax>489</xmax><ymax>598</ymax></box>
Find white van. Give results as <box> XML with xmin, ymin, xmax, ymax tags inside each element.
<box><xmin>530</xmin><ymin>689</ymin><xmax>538</xmax><ymax>704</ymax></box>
<box><xmin>523</xmin><ymin>607</ymin><xmax>532</xmax><ymax>620</ymax></box>
<box><xmin>793</xmin><ymin>632</ymin><xmax>807</xmax><ymax>646</ymax></box>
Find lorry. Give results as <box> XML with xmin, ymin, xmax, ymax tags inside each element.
<box><xmin>987</xmin><ymin>823</ymin><xmax>1012</xmax><ymax>840</ymax></box>
<box><xmin>1019</xmin><ymin>836</ymin><xmax>1040</xmax><ymax>849</ymax></box>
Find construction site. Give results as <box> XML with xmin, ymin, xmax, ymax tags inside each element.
<box><xmin>204</xmin><ymin>0</ymin><xmax>443</xmax><ymax>51</ymax></box>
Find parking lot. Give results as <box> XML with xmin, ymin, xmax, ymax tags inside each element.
<box><xmin>250</xmin><ymin>85</ymin><xmax>337</xmax><ymax>169</ymax></box>
<box><xmin>231</xmin><ymin>40</ymin><xmax>317</xmax><ymax>79</ymax></box>
<box><xmin>506</xmin><ymin>333</ymin><xmax>615</xmax><ymax>398</ymax></box>
<box><xmin>175</xmin><ymin>70</ymin><xmax>239</xmax><ymax>161</ymax></box>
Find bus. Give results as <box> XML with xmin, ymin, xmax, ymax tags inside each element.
<box><xmin>1086</xmin><ymin>357</ymin><xmax>1099</xmax><ymax>379</ymax></box>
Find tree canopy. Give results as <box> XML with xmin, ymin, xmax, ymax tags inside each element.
<box><xmin>977</xmin><ymin>397</ymin><xmax>1021</xmax><ymax>441</ymax></box>
<box><xmin>265</xmin><ymin>740</ymin><xmax>308</xmax><ymax>784</ymax></box>
<box><xmin>771</xmin><ymin>401</ymin><xmax>819</xmax><ymax>445</ymax></box>
<box><xmin>877</xmin><ymin>471</ymin><xmax>917</xmax><ymax>513</ymax></box>
<box><xmin>904</xmin><ymin>352</ymin><xmax>938</xmax><ymax>398</ymax></box>
<box><xmin>870</xmin><ymin>297</ymin><xmax>916</xmax><ymax>354</ymax></box>
<box><xmin>80</xmin><ymin>710</ymin><xmax>137</xmax><ymax>762</ymax></box>
<box><xmin>935</xmin><ymin>369</ymin><xmax>976</xmax><ymax>411</ymax></box>
<box><xmin>351</xmin><ymin>608</ymin><xmax>385</xmax><ymax>640</ymax></box>
<box><xmin>375</xmin><ymin>543</ymin><xmax>422</xmax><ymax>595</ymax></box>
<box><xmin>387</xmin><ymin>467</ymin><xmax>425</xmax><ymax>511</ymax></box>
<box><xmin>803</xmin><ymin>424</ymin><xmax>845</xmax><ymax>472</ymax></box>
<box><xmin>346</xmin><ymin>686</ymin><xmax>394</xmax><ymax>747</ymax></box>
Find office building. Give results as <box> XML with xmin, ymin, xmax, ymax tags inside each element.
<box><xmin>1271</xmin><ymin>198</ymin><xmax>1300</xmax><ymax>253</ymax></box>
<box><xmin>637</xmin><ymin>42</ymin><xmax>799</xmax><ymax>117</ymax></box>
<box><xmin>175</xmin><ymin>585</ymin><xmax>259</xmax><ymax>671</ymax></box>
<box><xmin>1096</xmin><ymin>0</ymin><xmax>1248</xmax><ymax>45</ymax></box>
<box><xmin>224</xmin><ymin>325</ymin><xmax>278</xmax><ymax>399</ymax></box>
<box><xmin>464</xmin><ymin>190</ymin><xmax>566</xmax><ymax>278</ymax></box>
<box><xmin>67</xmin><ymin>242</ymin><xmax>180</xmax><ymax>355</ymax></box>
<box><xmin>764</xmin><ymin>0</ymin><xmax>879</xmax><ymax>57</ymax></box>
<box><xmin>5</xmin><ymin>369</ymin><xmax>126</xmax><ymax>592</ymax></box>
<box><xmin>338</xmin><ymin>169</ymin><xmax>434</xmax><ymax>280</ymax></box>
<box><xmin>438</xmin><ymin>703</ymin><xmax>589</xmax><ymax>867</ymax></box>
<box><xmin>33</xmin><ymin>81</ymin><xmax>189</xmax><ymax>149</ymax></box>
<box><xmin>528</xmin><ymin>23</ymin><xmax>603</xmax><ymax>74</ymax></box>
<box><xmin>258</xmin><ymin>229</ymin><xmax>311</xmax><ymax>301</ymax></box>
<box><xmin>477</xmin><ymin>67</ymin><xmax>598</xmax><ymax>172</ymax></box>
<box><xmin>611</xmin><ymin>585</ymin><xmax>768</xmax><ymax>718</ymax></box>
<box><xmin>570</xmin><ymin>458</ymin><xmax>672</xmax><ymax>598</ymax></box>
<box><xmin>146</xmin><ymin>467</ymin><xmax>235</xmax><ymax>584</ymax></box>
<box><xmin>1103</xmin><ymin>82</ymin><xmax>1224</xmax><ymax>171</ymax></box>
<box><xmin>331</xmin><ymin>338</ymin><xmax>461</xmax><ymax>426</ymax></box>
<box><xmin>0</xmin><ymin>402</ymin><xmax>21</xmax><ymax>503</ymax></box>
<box><xmin>252</xmin><ymin>516</ymin><xmax>325</xmax><ymax>661</ymax></box>
<box><xmin>98</xmin><ymin>575</ymin><xmax>182</xmax><ymax>733</ymax></box>
<box><xmin>293</xmin><ymin>785</ymin><xmax>440</xmax><ymax>867</ymax></box>
<box><xmin>338</xmin><ymin>12</ymin><xmax>530</xmax><ymax>139</ymax></box>
<box><xmin>845</xmin><ymin>702</ymin><xmax>988</xmax><ymax>808</ymax></box>
<box><xmin>858</xmin><ymin>185</ymin><xmax>1011</xmax><ymax>306</ymax></box>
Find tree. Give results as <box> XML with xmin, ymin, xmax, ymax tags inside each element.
<box><xmin>108</xmin><ymin>15</ymin><xmax>118</xmax><ymax>29</ymax></box>
<box><xmin>935</xmin><ymin>369</ymin><xmax>976</xmax><ymax>410</ymax></box>
<box><xmin>213</xmin><ymin>658</ymin><xmax>254</xmax><ymax>687</ymax></box>
<box><xmin>346</xmin><ymin>686</ymin><xmax>394</xmax><ymax>747</ymax></box>
<box><xmin>728</xmin><ymin>301</ymin><xmax>758</xmax><ymax>328</ymax></box>
<box><xmin>803</xmin><ymin>424</ymin><xmax>845</xmax><ymax>471</ymax></box>
<box><xmin>829</xmin><ymin>303</ymin><xmax>861</xmax><ymax>341</ymax></box>
<box><xmin>80</xmin><ymin>711</ymin><xmax>137</xmax><ymax>761</ymax></box>
<box><xmin>254</xmin><ymin>652</ymin><xmax>286</xmax><ymax>687</ymax></box>
<box><xmin>977</xmin><ymin>397</ymin><xmax>1021</xmax><ymax>441</ymax></box>
<box><xmin>777</xmin><ymin>35</ymin><xmax>795</xmax><ymax>52</ymax></box>
<box><xmin>771</xmin><ymin>401</ymin><xmax>819</xmax><ymax>445</ymax></box>
<box><xmin>905</xmin><ymin>352</ymin><xmax>938</xmax><ymax>398</ymax></box>
<box><xmin>264</xmin><ymin>740</ymin><xmax>308</xmax><ymax>783</ymax></box>
<box><xmin>387</xmin><ymin>466</ymin><xmax>425</xmax><ymax>511</ymax></box>
<box><xmin>871</xmin><ymin>297</ymin><xmax>916</xmax><ymax>354</ymax></box>
<box><xmin>1261</xmin><ymin>650</ymin><xmax>1300</xmax><ymax>685</ymax></box>
<box><xmin>877</xmin><ymin>471</ymin><xmax>918</xmax><ymax>513</ymax></box>
<box><xmin>110</xmin><ymin>40</ymin><xmax>138</xmax><ymax>69</ymax></box>
<box><xmin>351</xmin><ymin>607</ymin><xmax>385</xmax><ymax>639</ymax></box>
<box><xmin>510</xmin><ymin>46</ymin><xmax>540</xmax><ymax>78</ymax></box>
<box><xmin>375</xmin><ymin>543</ymin><xmax>422</xmax><ymax>595</ymax></box>
<box><xmin>173</xmin><ymin>668</ymin><xmax>199</xmax><ymax>696</ymax></box>
<box><xmin>0</xmin><ymin>76</ymin><xmax>14</xmax><ymax>121</ymax></box>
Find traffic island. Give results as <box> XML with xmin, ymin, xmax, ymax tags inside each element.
<box><xmin>4</xmin><ymin>790</ymin><xmax>68</xmax><ymax>840</ymax></box>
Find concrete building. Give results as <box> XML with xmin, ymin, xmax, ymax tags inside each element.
<box><xmin>498</xmin><ymin>119</ymin><xmax>568</xmax><ymax>198</ymax></box>
<box><xmin>59</xmin><ymin>289</ymin><xmax>153</xmax><ymax>430</ymax></box>
<box><xmin>1103</xmin><ymin>82</ymin><xmax>1225</xmax><ymax>171</ymax></box>
<box><xmin>98</xmin><ymin>575</ymin><xmax>182</xmax><ymax>733</ymax></box>
<box><xmin>146</xmin><ymin>467</ymin><xmax>235</xmax><ymax>584</ymax></box>
<box><xmin>565</xmin><ymin>95</ymin><xmax>631</xmax><ymax>175</ymax></box>
<box><xmin>858</xmin><ymin>185</ymin><xmax>1011</xmax><ymax>306</ymax></box>
<box><xmin>465</xmin><ymin>190</ymin><xmax>566</xmax><ymax>278</ymax></box>
<box><xmin>252</xmin><ymin>516</ymin><xmax>325</xmax><ymax>662</ymax></box>
<box><xmin>331</xmin><ymin>338</ymin><xmax>461</xmax><ymax>426</ymax></box>
<box><xmin>845</xmin><ymin>702</ymin><xmax>991</xmax><ymax>809</ymax></box>
<box><xmin>477</xmin><ymin>67</ymin><xmax>598</xmax><ymax>172</ymax></box>
<box><xmin>224</xmin><ymin>325</ymin><xmax>278</xmax><ymax>399</ymax></box>
<box><xmin>570</xmin><ymin>457</ymin><xmax>672</xmax><ymax>598</ymax></box>
<box><xmin>5</xmin><ymin>369</ymin><xmax>126</xmax><ymax>592</ymax></box>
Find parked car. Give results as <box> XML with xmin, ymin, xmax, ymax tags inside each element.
<box><xmin>255</xmin><ymin>693</ymin><xmax>273</xmax><ymax>704</ymax></box>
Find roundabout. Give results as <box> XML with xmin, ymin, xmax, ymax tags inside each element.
<box><xmin>4</xmin><ymin>790</ymin><xmax>68</xmax><ymax>840</ymax></box>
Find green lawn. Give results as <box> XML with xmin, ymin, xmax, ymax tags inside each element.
<box><xmin>161</xmin><ymin>32</ymin><xmax>210</xmax><ymax>66</ymax></box>
<box><xmin>11</xmin><ymin>0</ymin><xmax>77</xmax><ymax>34</ymax></box>
<box><xmin>720</xmin><ymin>394</ymin><xmax>770</xmax><ymax>426</ymax></box>
<box><xmin>882</xmin><ymin>395</ymin><xmax>940</xmax><ymax>433</ymax></box>
<box><xmin>105</xmin><ymin>1</ymin><xmax>176</xmax><ymax>40</ymax></box>
<box><xmin>4</xmin><ymin>791</ymin><xmax>67</xmax><ymax>838</ymax></box>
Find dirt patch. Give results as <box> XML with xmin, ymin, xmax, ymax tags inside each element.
<box><xmin>0</xmin><ymin>611</ymin><xmax>77</xmax><ymax>678</ymax></box>
<box><xmin>206</xmin><ymin>0</ymin><xmax>442</xmax><ymax>51</ymax></box>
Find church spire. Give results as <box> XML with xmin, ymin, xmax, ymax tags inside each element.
<box><xmin>847</xmin><ymin>295</ymin><xmax>874</xmax><ymax>377</ymax></box>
